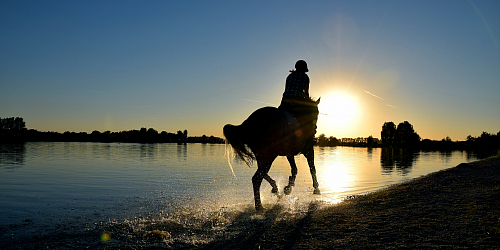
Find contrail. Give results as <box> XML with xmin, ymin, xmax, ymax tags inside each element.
<box><xmin>469</xmin><ymin>0</ymin><xmax>499</xmax><ymax>51</ymax></box>
<box><xmin>365</xmin><ymin>90</ymin><xmax>397</xmax><ymax>108</ymax></box>
<box><xmin>364</xmin><ymin>90</ymin><xmax>385</xmax><ymax>100</ymax></box>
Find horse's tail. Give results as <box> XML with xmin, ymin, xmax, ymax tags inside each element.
<box><xmin>223</xmin><ymin>124</ymin><xmax>255</xmax><ymax>166</ymax></box>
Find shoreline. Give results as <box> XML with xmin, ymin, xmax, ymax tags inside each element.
<box><xmin>203</xmin><ymin>157</ymin><xmax>500</xmax><ymax>249</ymax></box>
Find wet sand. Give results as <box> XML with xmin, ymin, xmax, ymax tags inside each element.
<box><xmin>202</xmin><ymin>157</ymin><xmax>500</xmax><ymax>249</ymax></box>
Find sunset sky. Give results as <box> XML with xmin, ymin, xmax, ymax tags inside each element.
<box><xmin>1</xmin><ymin>1</ymin><xmax>499</xmax><ymax>140</ymax></box>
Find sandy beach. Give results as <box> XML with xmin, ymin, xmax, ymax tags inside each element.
<box><xmin>202</xmin><ymin>157</ymin><xmax>500</xmax><ymax>249</ymax></box>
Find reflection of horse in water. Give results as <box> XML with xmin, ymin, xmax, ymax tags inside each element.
<box><xmin>223</xmin><ymin>98</ymin><xmax>321</xmax><ymax>210</ymax></box>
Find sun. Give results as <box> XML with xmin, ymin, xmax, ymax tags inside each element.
<box><xmin>317</xmin><ymin>91</ymin><xmax>360</xmax><ymax>135</ymax></box>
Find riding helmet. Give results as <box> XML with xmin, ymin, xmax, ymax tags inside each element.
<box><xmin>295</xmin><ymin>60</ymin><xmax>309</xmax><ymax>72</ymax></box>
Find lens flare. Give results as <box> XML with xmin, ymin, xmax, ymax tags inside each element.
<box><xmin>100</xmin><ymin>232</ymin><xmax>111</xmax><ymax>242</ymax></box>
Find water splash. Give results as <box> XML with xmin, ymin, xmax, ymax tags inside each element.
<box><xmin>98</xmin><ymin>194</ymin><xmax>335</xmax><ymax>249</ymax></box>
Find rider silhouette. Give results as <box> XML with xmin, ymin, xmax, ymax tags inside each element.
<box><xmin>282</xmin><ymin>60</ymin><xmax>309</xmax><ymax>100</ymax></box>
<box><xmin>279</xmin><ymin>60</ymin><xmax>317</xmax><ymax>138</ymax></box>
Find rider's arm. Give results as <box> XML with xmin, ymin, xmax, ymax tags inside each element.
<box><xmin>304</xmin><ymin>75</ymin><xmax>310</xmax><ymax>97</ymax></box>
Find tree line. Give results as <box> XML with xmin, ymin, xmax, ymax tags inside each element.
<box><xmin>316</xmin><ymin>134</ymin><xmax>380</xmax><ymax>147</ymax></box>
<box><xmin>315</xmin><ymin>121</ymin><xmax>420</xmax><ymax>147</ymax></box>
<box><xmin>0</xmin><ymin>117</ymin><xmax>26</xmax><ymax>142</ymax></box>
<box><xmin>0</xmin><ymin>117</ymin><xmax>224</xmax><ymax>144</ymax></box>
<box><xmin>317</xmin><ymin>120</ymin><xmax>500</xmax><ymax>153</ymax></box>
<box><xmin>2</xmin><ymin>117</ymin><xmax>499</xmax><ymax>153</ymax></box>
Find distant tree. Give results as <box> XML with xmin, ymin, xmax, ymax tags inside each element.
<box><xmin>341</xmin><ymin>138</ymin><xmax>356</xmax><ymax>145</ymax></box>
<box><xmin>381</xmin><ymin>122</ymin><xmax>396</xmax><ymax>145</ymax></box>
<box><xmin>90</xmin><ymin>130</ymin><xmax>101</xmax><ymax>142</ymax></box>
<box><xmin>395</xmin><ymin>121</ymin><xmax>420</xmax><ymax>145</ymax></box>
<box><xmin>476</xmin><ymin>131</ymin><xmax>497</xmax><ymax>148</ymax></box>
<box><xmin>139</xmin><ymin>127</ymin><xmax>147</xmax><ymax>141</ymax></box>
<box><xmin>0</xmin><ymin>117</ymin><xmax>26</xmax><ymax>131</ymax></box>
<box><xmin>63</xmin><ymin>131</ymin><xmax>72</xmax><ymax>141</ymax></box>
<box><xmin>328</xmin><ymin>136</ymin><xmax>339</xmax><ymax>146</ymax></box>
<box><xmin>1</xmin><ymin>117</ymin><xmax>27</xmax><ymax>142</ymax></box>
<box><xmin>160</xmin><ymin>131</ymin><xmax>168</xmax><ymax>142</ymax></box>
<box><xmin>100</xmin><ymin>131</ymin><xmax>112</xmax><ymax>142</ymax></box>
<box><xmin>367</xmin><ymin>135</ymin><xmax>376</xmax><ymax>146</ymax></box>
<box><xmin>464</xmin><ymin>131</ymin><xmax>500</xmax><ymax>158</ymax></box>
<box><xmin>317</xmin><ymin>134</ymin><xmax>326</xmax><ymax>146</ymax></box>
<box><xmin>78</xmin><ymin>132</ymin><xmax>88</xmax><ymax>141</ymax></box>
<box><xmin>177</xmin><ymin>130</ymin><xmax>187</xmax><ymax>143</ymax></box>
<box><xmin>466</xmin><ymin>135</ymin><xmax>475</xmax><ymax>142</ymax></box>
<box><xmin>356</xmin><ymin>137</ymin><xmax>366</xmax><ymax>145</ymax></box>
<box><xmin>146</xmin><ymin>128</ymin><xmax>159</xmax><ymax>142</ymax></box>
<box><xmin>442</xmin><ymin>136</ymin><xmax>452</xmax><ymax>142</ymax></box>
<box><xmin>208</xmin><ymin>135</ymin><xmax>223</xmax><ymax>144</ymax></box>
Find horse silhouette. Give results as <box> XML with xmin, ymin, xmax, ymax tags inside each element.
<box><xmin>223</xmin><ymin>98</ymin><xmax>321</xmax><ymax>211</ymax></box>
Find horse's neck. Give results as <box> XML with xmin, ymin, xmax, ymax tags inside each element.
<box><xmin>282</xmin><ymin>110</ymin><xmax>300</xmax><ymax>129</ymax></box>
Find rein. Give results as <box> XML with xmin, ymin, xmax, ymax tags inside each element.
<box><xmin>281</xmin><ymin>97</ymin><xmax>319</xmax><ymax>107</ymax></box>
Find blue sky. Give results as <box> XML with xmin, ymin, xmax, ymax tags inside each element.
<box><xmin>1</xmin><ymin>0</ymin><xmax>499</xmax><ymax>140</ymax></box>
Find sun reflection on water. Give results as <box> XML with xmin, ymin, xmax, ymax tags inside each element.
<box><xmin>316</xmin><ymin>157</ymin><xmax>356</xmax><ymax>204</ymax></box>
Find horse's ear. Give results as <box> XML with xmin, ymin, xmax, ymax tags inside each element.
<box><xmin>316</xmin><ymin>97</ymin><xmax>321</xmax><ymax>104</ymax></box>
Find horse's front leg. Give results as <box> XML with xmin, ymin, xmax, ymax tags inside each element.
<box><xmin>263</xmin><ymin>174</ymin><xmax>278</xmax><ymax>194</ymax></box>
<box><xmin>284</xmin><ymin>155</ymin><xmax>298</xmax><ymax>195</ymax></box>
<box><xmin>303</xmin><ymin>147</ymin><xmax>320</xmax><ymax>195</ymax></box>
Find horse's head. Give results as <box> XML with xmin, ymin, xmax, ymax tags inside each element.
<box><xmin>313</xmin><ymin>97</ymin><xmax>320</xmax><ymax>116</ymax></box>
<box><xmin>310</xmin><ymin>97</ymin><xmax>320</xmax><ymax>115</ymax></box>
<box><xmin>302</xmin><ymin>97</ymin><xmax>320</xmax><ymax>137</ymax></box>
<box><xmin>314</xmin><ymin>98</ymin><xmax>320</xmax><ymax>131</ymax></box>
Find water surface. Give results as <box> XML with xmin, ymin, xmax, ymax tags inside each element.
<box><xmin>0</xmin><ymin>142</ymin><xmax>481</xmax><ymax>249</ymax></box>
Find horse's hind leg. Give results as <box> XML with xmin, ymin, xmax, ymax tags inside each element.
<box><xmin>252</xmin><ymin>157</ymin><xmax>275</xmax><ymax>211</ymax></box>
<box><xmin>303</xmin><ymin>147</ymin><xmax>320</xmax><ymax>195</ymax></box>
<box><xmin>252</xmin><ymin>169</ymin><xmax>265</xmax><ymax>211</ymax></box>
<box><xmin>284</xmin><ymin>155</ymin><xmax>298</xmax><ymax>195</ymax></box>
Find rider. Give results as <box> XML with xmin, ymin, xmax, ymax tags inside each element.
<box><xmin>279</xmin><ymin>60</ymin><xmax>317</xmax><ymax>138</ymax></box>
<box><xmin>282</xmin><ymin>60</ymin><xmax>310</xmax><ymax>100</ymax></box>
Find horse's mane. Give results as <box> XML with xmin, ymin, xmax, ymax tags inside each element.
<box><xmin>308</xmin><ymin>96</ymin><xmax>318</xmax><ymax>103</ymax></box>
<box><xmin>282</xmin><ymin>96</ymin><xmax>320</xmax><ymax>107</ymax></box>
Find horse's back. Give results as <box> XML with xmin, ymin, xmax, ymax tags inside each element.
<box><xmin>243</xmin><ymin>106</ymin><xmax>298</xmax><ymax>132</ymax></box>
<box><xmin>242</xmin><ymin>106</ymin><xmax>303</xmax><ymax>155</ymax></box>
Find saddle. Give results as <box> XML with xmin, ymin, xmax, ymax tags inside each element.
<box><xmin>278</xmin><ymin>98</ymin><xmax>318</xmax><ymax>138</ymax></box>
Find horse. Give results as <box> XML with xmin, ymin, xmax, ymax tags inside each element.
<box><xmin>223</xmin><ymin>98</ymin><xmax>321</xmax><ymax>211</ymax></box>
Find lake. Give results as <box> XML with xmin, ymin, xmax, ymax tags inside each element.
<box><xmin>0</xmin><ymin>142</ymin><xmax>482</xmax><ymax>249</ymax></box>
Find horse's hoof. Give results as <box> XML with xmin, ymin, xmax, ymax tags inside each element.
<box><xmin>255</xmin><ymin>205</ymin><xmax>264</xmax><ymax>212</ymax></box>
<box><xmin>313</xmin><ymin>188</ymin><xmax>321</xmax><ymax>195</ymax></box>
<box><xmin>284</xmin><ymin>185</ymin><xmax>292</xmax><ymax>195</ymax></box>
<box><xmin>271</xmin><ymin>187</ymin><xmax>278</xmax><ymax>194</ymax></box>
